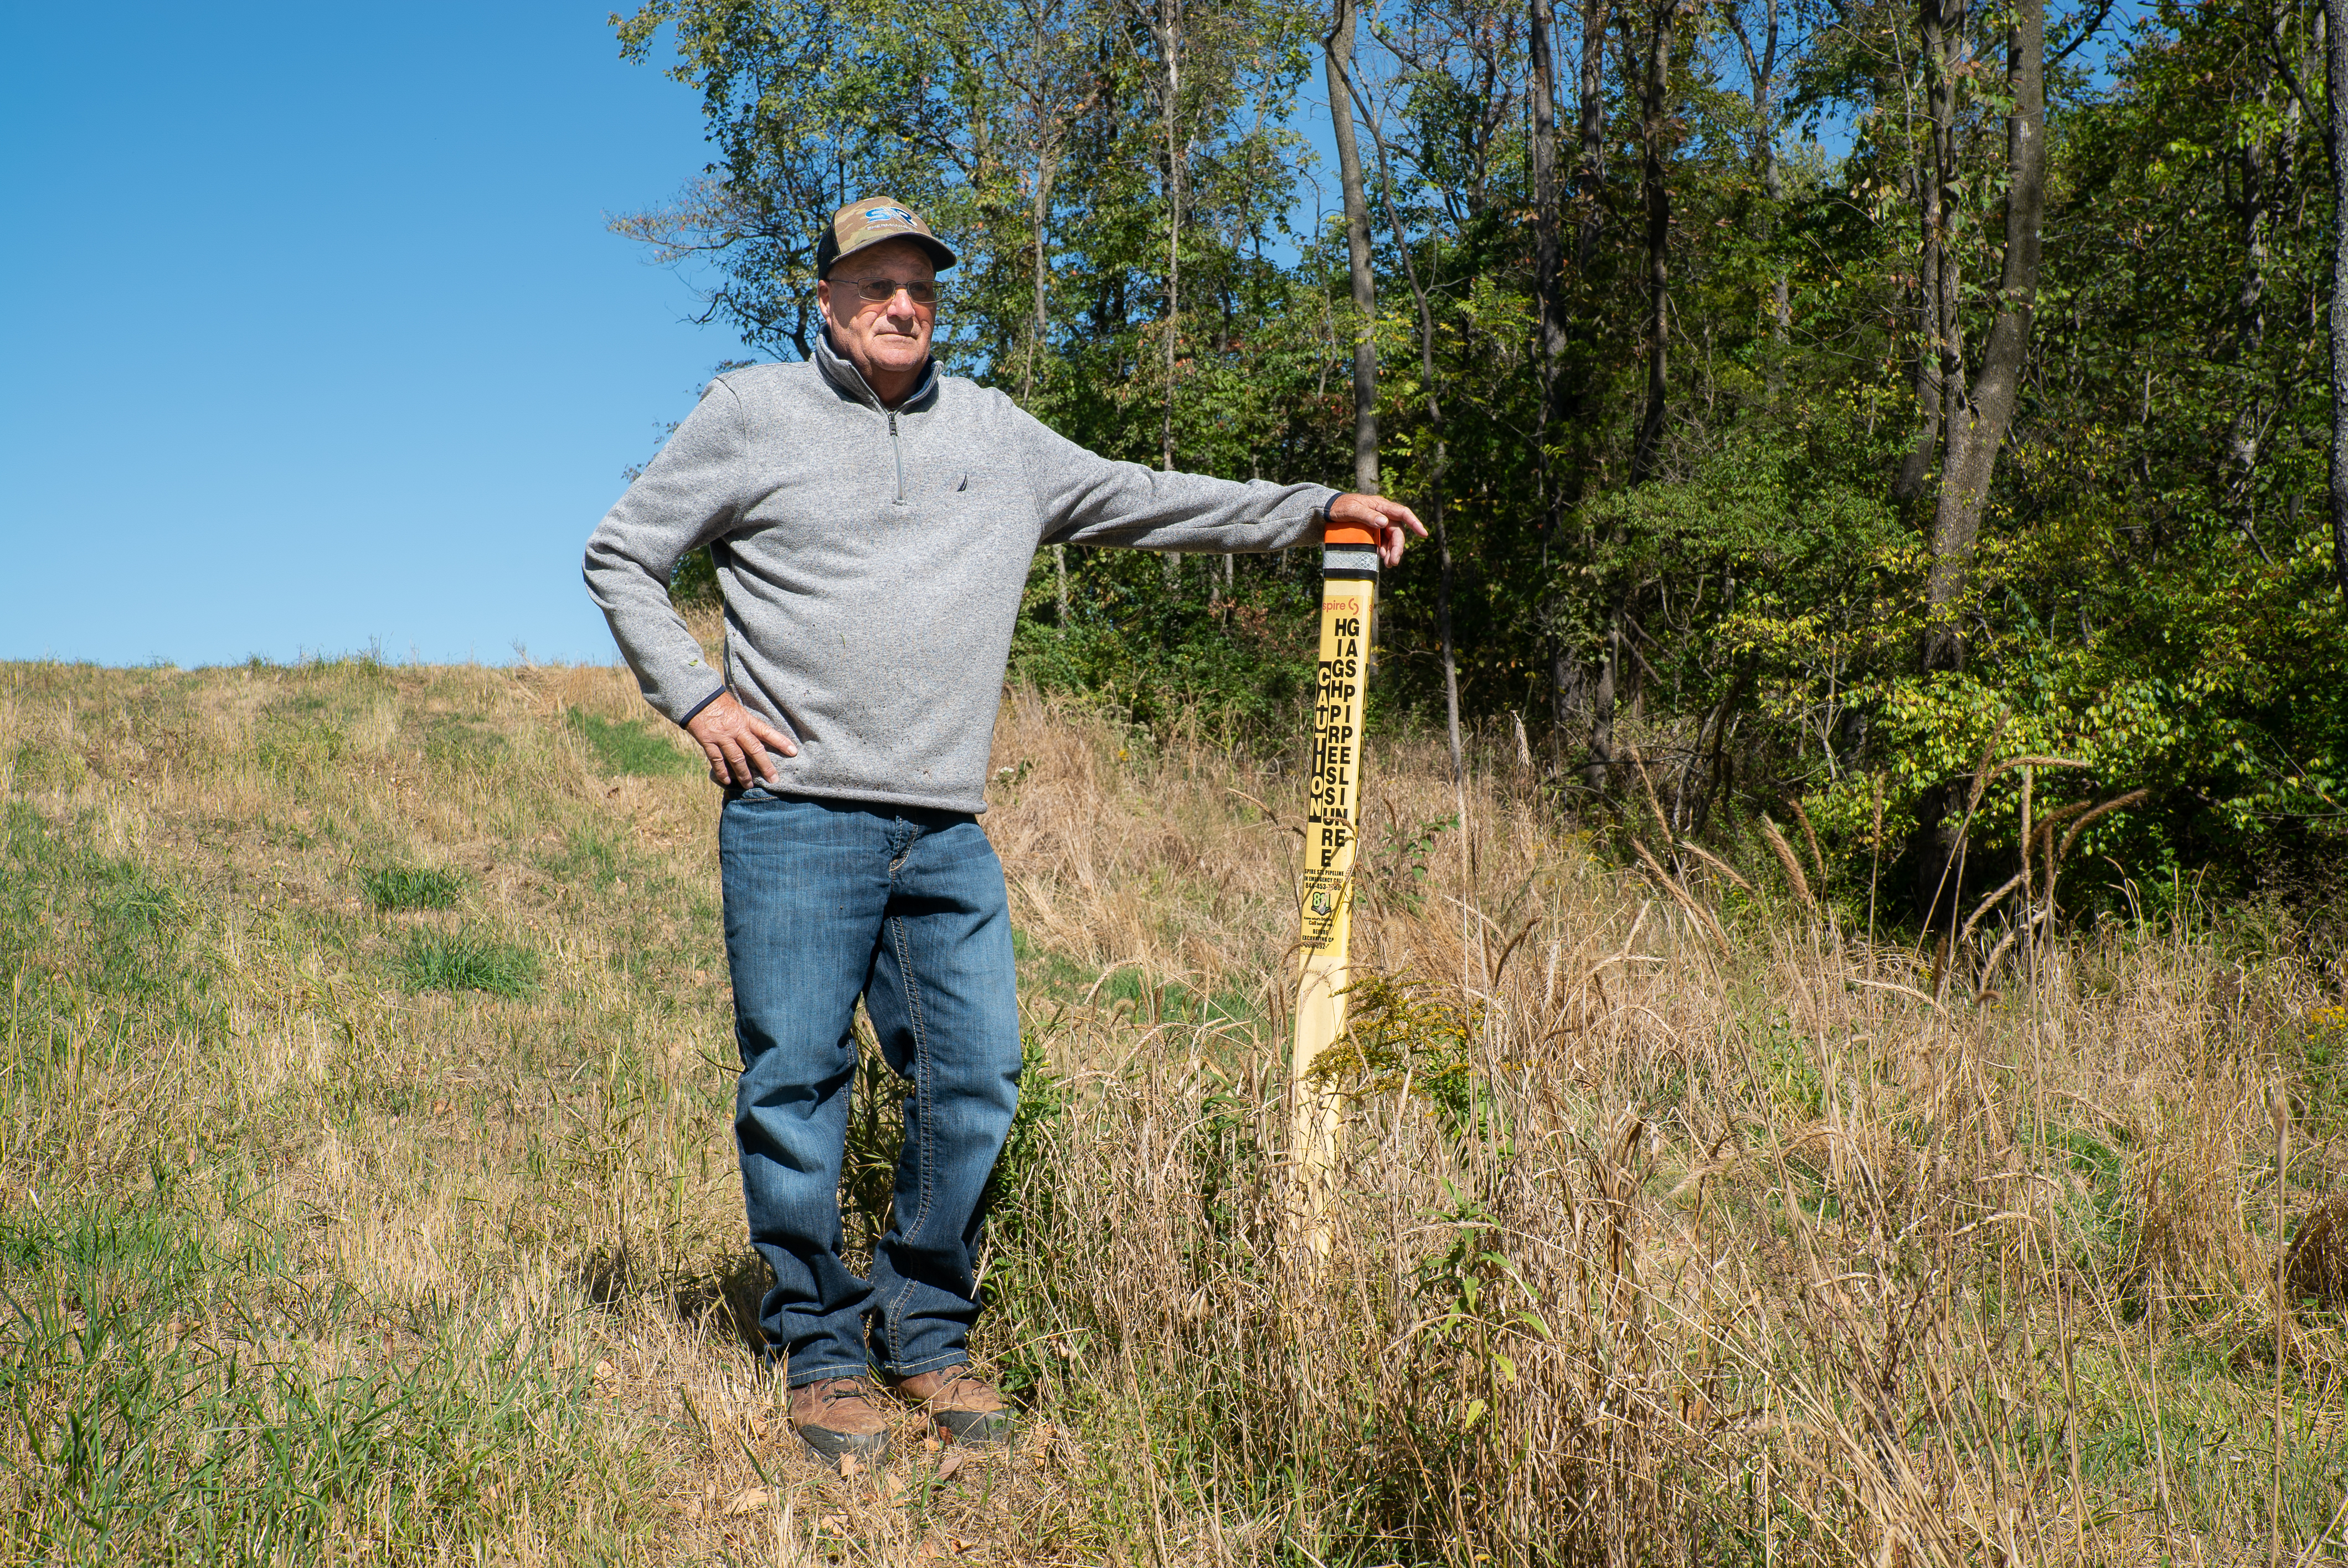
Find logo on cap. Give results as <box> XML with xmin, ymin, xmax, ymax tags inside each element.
<box><xmin>863</xmin><ymin>207</ymin><xmax>915</xmax><ymax>225</ymax></box>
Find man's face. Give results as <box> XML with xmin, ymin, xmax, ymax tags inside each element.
<box><xmin>817</xmin><ymin>238</ymin><xmax>937</xmax><ymax>387</ymax></box>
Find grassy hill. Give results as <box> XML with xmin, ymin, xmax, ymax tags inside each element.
<box><xmin>4</xmin><ymin>658</ymin><xmax>2346</xmax><ymax>1565</ymax></box>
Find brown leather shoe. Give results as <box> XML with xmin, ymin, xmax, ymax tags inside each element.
<box><xmin>887</xmin><ymin>1365</ymin><xmax>1015</xmax><ymax>1446</ymax></box>
<box><xmin>787</xmin><ymin>1376</ymin><xmax>891</xmax><ymax>1462</ymax></box>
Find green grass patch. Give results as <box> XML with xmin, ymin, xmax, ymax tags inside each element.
<box><xmin>540</xmin><ymin>827</ymin><xmax>627</xmax><ymax>891</ymax></box>
<box><xmin>567</xmin><ymin>709</ymin><xmax>693</xmax><ymax>778</ymax></box>
<box><xmin>3</xmin><ymin>804</ymin><xmax>191</xmax><ymax>1003</ymax></box>
<box><xmin>421</xmin><ymin>711</ymin><xmax>507</xmax><ymax>773</ymax></box>
<box><xmin>254</xmin><ymin>718</ymin><xmax>347</xmax><ymax>778</ymax></box>
<box><xmin>396</xmin><ymin>931</ymin><xmax>539</xmax><ymax>998</ymax></box>
<box><xmin>362</xmin><ymin>863</ymin><xmax>464</xmax><ymax>911</ymax></box>
<box><xmin>0</xmin><ymin>1200</ymin><xmax>616</xmax><ymax>1561</ymax></box>
<box><xmin>9</xmin><ymin>741</ymin><xmax>86</xmax><ymax>790</ymax></box>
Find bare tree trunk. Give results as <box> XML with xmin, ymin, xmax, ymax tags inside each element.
<box><xmin>1353</xmin><ymin>73</ymin><xmax>1464</xmax><ymax>780</ymax></box>
<box><xmin>1594</xmin><ymin>0</ymin><xmax>1683</xmax><ymax>787</ymax></box>
<box><xmin>1531</xmin><ymin>0</ymin><xmax>1575</xmax><ymax>744</ymax></box>
<box><xmin>1586</xmin><ymin>618</ymin><xmax>1620</xmax><ymax>792</ymax></box>
<box><xmin>1575</xmin><ymin>0</ymin><xmax>1608</xmax><ymax>276</ymax></box>
<box><xmin>1922</xmin><ymin>0</ymin><xmax>2042</xmax><ymax>673</ymax></box>
<box><xmin>1726</xmin><ymin>0</ymin><xmax>1783</xmax><ymax>395</ymax></box>
<box><xmin>1025</xmin><ymin>137</ymin><xmax>1070</xmax><ymax>629</ymax></box>
<box><xmin>1532</xmin><ymin>0</ymin><xmax>1611</xmax><ymax>752</ymax></box>
<box><xmin>1911</xmin><ymin>0</ymin><xmax>2044</xmax><ymax>930</ymax></box>
<box><xmin>2222</xmin><ymin>59</ymin><xmax>2276</xmax><ymax>565</ymax></box>
<box><xmin>1157</xmin><ymin>0</ymin><xmax>1182</xmax><ymax>475</ymax></box>
<box><xmin>1531</xmin><ymin>0</ymin><xmax>1567</xmax><ymax>497</ymax></box>
<box><xmin>1628</xmin><ymin>0</ymin><xmax>1685</xmax><ymax>483</ymax></box>
<box><xmin>2331</xmin><ymin>0</ymin><xmax>2348</xmax><ymax>597</ymax></box>
<box><xmin>1552</xmin><ymin>0</ymin><xmax>1612</xmax><ymax>768</ymax></box>
<box><xmin>1022</xmin><ymin>159</ymin><xmax>1057</xmax><ymax>407</ymax></box>
<box><xmin>1139</xmin><ymin>0</ymin><xmax>1186</xmax><ymax>589</ymax></box>
<box><xmin>1895</xmin><ymin>0</ymin><xmax>1957</xmax><ymax>503</ymax></box>
<box><xmin>1326</xmin><ymin>0</ymin><xmax>1381</xmax><ymax>493</ymax></box>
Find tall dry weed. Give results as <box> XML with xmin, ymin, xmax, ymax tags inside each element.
<box><xmin>977</xmin><ymin>687</ymin><xmax>2348</xmax><ymax>1566</ymax></box>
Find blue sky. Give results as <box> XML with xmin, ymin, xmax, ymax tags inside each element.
<box><xmin>0</xmin><ymin>3</ymin><xmax>1376</xmax><ymax>670</ymax></box>
<box><xmin>0</xmin><ymin>4</ymin><xmax>743</xmax><ymax>667</ymax></box>
<box><xmin>0</xmin><ymin>6</ymin><xmax>2114</xmax><ymax>670</ymax></box>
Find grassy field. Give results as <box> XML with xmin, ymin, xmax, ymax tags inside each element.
<box><xmin>4</xmin><ymin>654</ymin><xmax>2348</xmax><ymax>1565</ymax></box>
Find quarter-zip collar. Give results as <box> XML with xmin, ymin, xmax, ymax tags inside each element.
<box><xmin>815</xmin><ymin>331</ymin><xmax>936</xmax><ymax>507</ymax></box>
<box><xmin>813</xmin><ymin>329</ymin><xmax>938</xmax><ymax>414</ymax></box>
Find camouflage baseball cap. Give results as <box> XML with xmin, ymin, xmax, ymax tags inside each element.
<box><xmin>815</xmin><ymin>197</ymin><xmax>957</xmax><ymax>278</ymax></box>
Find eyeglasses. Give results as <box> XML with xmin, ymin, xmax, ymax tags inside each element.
<box><xmin>838</xmin><ymin>277</ymin><xmax>937</xmax><ymax>305</ymax></box>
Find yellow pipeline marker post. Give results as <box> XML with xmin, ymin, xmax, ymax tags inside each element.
<box><xmin>1289</xmin><ymin>521</ymin><xmax>1379</xmax><ymax>1256</ymax></box>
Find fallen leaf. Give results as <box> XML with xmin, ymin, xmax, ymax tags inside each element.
<box><xmin>724</xmin><ymin>1487</ymin><xmax>770</xmax><ymax>1516</ymax></box>
<box><xmin>838</xmin><ymin>1453</ymin><xmax>862</xmax><ymax>1479</ymax></box>
<box><xmin>882</xmin><ymin>1470</ymin><xmax>906</xmax><ymax>1499</ymax></box>
<box><xmin>593</xmin><ymin>1359</ymin><xmax>615</xmax><ymax>1380</ymax></box>
<box><xmin>936</xmin><ymin>1448</ymin><xmax>967</xmax><ymax>1483</ymax></box>
<box><xmin>920</xmin><ymin>1435</ymin><xmax>943</xmax><ymax>1454</ymax></box>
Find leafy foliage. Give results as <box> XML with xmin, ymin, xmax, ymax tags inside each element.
<box><xmin>1307</xmin><ymin>971</ymin><xmax>1484</xmax><ymax>1133</ymax></box>
<box><xmin>616</xmin><ymin>0</ymin><xmax>2348</xmax><ymax>904</ymax></box>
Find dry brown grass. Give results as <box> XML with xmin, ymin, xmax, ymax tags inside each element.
<box><xmin>4</xmin><ymin>657</ymin><xmax>2347</xmax><ymax>1565</ymax></box>
<box><xmin>979</xmin><ymin>691</ymin><xmax>2348</xmax><ymax>1567</ymax></box>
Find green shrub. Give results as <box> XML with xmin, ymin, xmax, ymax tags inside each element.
<box><xmin>1010</xmin><ymin>546</ymin><xmax>1321</xmax><ymax>750</ymax></box>
<box><xmin>396</xmin><ymin>932</ymin><xmax>538</xmax><ymax>998</ymax></box>
<box><xmin>362</xmin><ymin>864</ymin><xmax>463</xmax><ymax>911</ymax></box>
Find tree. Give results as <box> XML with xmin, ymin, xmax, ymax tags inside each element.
<box><xmin>2330</xmin><ymin>0</ymin><xmax>2348</xmax><ymax>597</ymax></box>
<box><xmin>1325</xmin><ymin>0</ymin><xmax>1382</xmax><ymax>493</ymax></box>
<box><xmin>612</xmin><ymin>0</ymin><xmax>2348</xmax><ymax>907</ymax></box>
<box><xmin>1919</xmin><ymin>0</ymin><xmax>2045</xmax><ymax>675</ymax></box>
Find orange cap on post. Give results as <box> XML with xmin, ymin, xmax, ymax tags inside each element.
<box><xmin>1323</xmin><ymin>521</ymin><xmax>1380</xmax><ymax>546</ymax></box>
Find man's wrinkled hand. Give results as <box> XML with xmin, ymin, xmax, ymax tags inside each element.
<box><xmin>1325</xmin><ymin>493</ymin><xmax>1429</xmax><ymax>568</ymax></box>
<box><xmin>684</xmin><ymin>692</ymin><xmax>799</xmax><ymax>787</ymax></box>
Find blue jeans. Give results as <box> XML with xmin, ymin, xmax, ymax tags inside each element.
<box><xmin>718</xmin><ymin>789</ymin><xmax>1022</xmax><ymax>1388</ymax></box>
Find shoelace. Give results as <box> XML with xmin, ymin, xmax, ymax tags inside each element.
<box><xmin>810</xmin><ymin>1379</ymin><xmax>884</xmax><ymax>1416</ymax></box>
<box><xmin>921</xmin><ymin>1367</ymin><xmax>999</xmax><ymax>1411</ymax></box>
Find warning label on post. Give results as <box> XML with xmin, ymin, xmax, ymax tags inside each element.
<box><xmin>1297</xmin><ymin>592</ymin><xmax>1367</xmax><ymax>955</ymax></box>
<box><xmin>1299</xmin><ymin>867</ymin><xmax>1349</xmax><ymax>950</ymax></box>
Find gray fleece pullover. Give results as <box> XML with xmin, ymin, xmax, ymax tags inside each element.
<box><xmin>583</xmin><ymin>334</ymin><xmax>1338</xmax><ymax>815</ymax></box>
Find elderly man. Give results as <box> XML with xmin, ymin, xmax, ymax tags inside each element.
<box><xmin>584</xmin><ymin>197</ymin><xmax>1420</xmax><ymax>1463</ymax></box>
